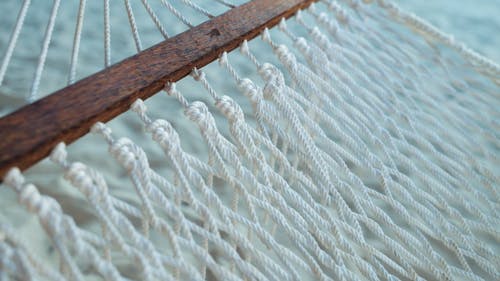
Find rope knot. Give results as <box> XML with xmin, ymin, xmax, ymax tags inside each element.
<box><xmin>278</xmin><ymin>17</ymin><xmax>287</xmax><ymax>32</ymax></box>
<box><xmin>295</xmin><ymin>9</ymin><xmax>304</xmax><ymax>21</ymax></box>
<box><xmin>65</xmin><ymin>162</ymin><xmax>97</xmax><ymax>199</ymax></box>
<box><xmin>165</xmin><ymin>82</ymin><xmax>190</xmax><ymax>108</ymax></box>
<box><xmin>261</xmin><ymin>28</ymin><xmax>272</xmax><ymax>44</ymax></box>
<box><xmin>20</xmin><ymin>184</ymin><xmax>54</xmax><ymax>218</ymax></box>
<box><xmin>191</xmin><ymin>68</ymin><xmax>205</xmax><ymax>82</ymax></box>
<box><xmin>311</xmin><ymin>27</ymin><xmax>328</xmax><ymax>47</ymax></box>
<box><xmin>258</xmin><ymin>63</ymin><xmax>278</xmax><ymax>82</ymax></box>
<box><xmin>4</xmin><ymin>168</ymin><xmax>25</xmax><ymax>192</ymax></box>
<box><xmin>215</xmin><ymin>95</ymin><xmax>244</xmax><ymax>123</ymax></box>
<box><xmin>64</xmin><ymin>162</ymin><xmax>107</xmax><ymax>201</ymax></box>
<box><xmin>164</xmin><ymin>82</ymin><xmax>177</xmax><ymax>96</ymax></box>
<box><xmin>131</xmin><ymin>99</ymin><xmax>147</xmax><ymax>115</ymax></box>
<box><xmin>131</xmin><ymin>99</ymin><xmax>153</xmax><ymax>126</ymax></box>
<box><xmin>218</xmin><ymin>51</ymin><xmax>229</xmax><ymax>66</ymax></box>
<box><xmin>318</xmin><ymin>13</ymin><xmax>338</xmax><ymax>35</ymax></box>
<box><xmin>185</xmin><ymin>101</ymin><xmax>218</xmax><ymax>137</ymax></box>
<box><xmin>91</xmin><ymin>122</ymin><xmax>114</xmax><ymax>145</ymax></box>
<box><xmin>238</xmin><ymin>78</ymin><xmax>262</xmax><ymax>104</ymax></box>
<box><xmin>263</xmin><ymin>81</ymin><xmax>281</xmax><ymax>100</ymax></box>
<box><xmin>240</xmin><ymin>40</ymin><xmax>250</xmax><ymax>56</ymax></box>
<box><xmin>147</xmin><ymin>119</ymin><xmax>181</xmax><ymax>152</ymax></box>
<box><xmin>110</xmin><ymin>138</ymin><xmax>136</xmax><ymax>172</ymax></box>
<box><xmin>258</xmin><ymin>63</ymin><xmax>285</xmax><ymax>87</ymax></box>
<box><xmin>294</xmin><ymin>37</ymin><xmax>309</xmax><ymax>54</ymax></box>
<box><xmin>49</xmin><ymin>143</ymin><xmax>68</xmax><ymax>167</ymax></box>
<box><xmin>275</xmin><ymin>44</ymin><xmax>296</xmax><ymax>66</ymax></box>
<box><xmin>4</xmin><ymin>170</ymin><xmax>53</xmax><ymax>220</ymax></box>
<box><xmin>325</xmin><ymin>1</ymin><xmax>349</xmax><ymax>23</ymax></box>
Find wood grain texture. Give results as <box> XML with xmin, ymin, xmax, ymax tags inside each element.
<box><xmin>0</xmin><ymin>0</ymin><xmax>318</xmax><ymax>179</ymax></box>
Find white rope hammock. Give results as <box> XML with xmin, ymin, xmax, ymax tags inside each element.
<box><xmin>0</xmin><ymin>0</ymin><xmax>499</xmax><ymax>280</ymax></box>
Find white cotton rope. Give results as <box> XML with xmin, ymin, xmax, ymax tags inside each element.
<box><xmin>1</xmin><ymin>0</ymin><xmax>499</xmax><ymax>280</ymax></box>
<box><xmin>124</xmin><ymin>0</ymin><xmax>143</xmax><ymax>52</ymax></box>
<box><xmin>28</xmin><ymin>0</ymin><xmax>61</xmax><ymax>102</ymax></box>
<box><xmin>0</xmin><ymin>0</ymin><xmax>31</xmax><ymax>86</ymax></box>
<box><xmin>104</xmin><ymin>0</ymin><xmax>111</xmax><ymax>67</ymax></box>
<box><xmin>159</xmin><ymin>0</ymin><xmax>194</xmax><ymax>28</ymax></box>
<box><xmin>68</xmin><ymin>0</ymin><xmax>87</xmax><ymax>84</ymax></box>
<box><xmin>140</xmin><ymin>0</ymin><xmax>169</xmax><ymax>39</ymax></box>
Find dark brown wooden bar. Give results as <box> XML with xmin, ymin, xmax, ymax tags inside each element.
<box><xmin>0</xmin><ymin>0</ymin><xmax>319</xmax><ymax>179</ymax></box>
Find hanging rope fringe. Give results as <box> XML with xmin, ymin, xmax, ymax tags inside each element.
<box><xmin>1</xmin><ymin>0</ymin><xmax>499</xmax><ymax>280</ymax></box>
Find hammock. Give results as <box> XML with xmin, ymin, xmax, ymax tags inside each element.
<box><xmin>0</xmin><ymin>0</ymin><xmax>499</xmax><ymax>280</ymax></box>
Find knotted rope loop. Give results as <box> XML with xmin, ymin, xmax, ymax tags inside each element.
<box><xmin>215</xmin><ymin>95</ymin><xmax>245</xmax><ymax>125</ymax></box>
<box><xmin>185</xmin><ymin>101</ymin><xmax>218</xmax><ymax>138</ymax></box>
<box><xmin>237</xmin><ymin>78</ymin><xmax>262</xmax><ymax>104</ymax></box>
<box><xmin>109</xmin><ymin>138</ymin><xmax>138</xmax><ymax>172</ymax></box>
<box><xmin>147</xmin><ymin>119</ymin><xmax>181</xmax><ymax>154</ymax></box>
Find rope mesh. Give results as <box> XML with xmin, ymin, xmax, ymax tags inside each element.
<box><xmin>1</xmin><ymin>1</ymin><xmax>499</xmax><ymax>280</ymax></box>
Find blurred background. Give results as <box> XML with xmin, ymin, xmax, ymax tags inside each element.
<box><xmin>397</xmin><ymin>0</ymin><xmax>499</xmax><ymax>62</ymax></box>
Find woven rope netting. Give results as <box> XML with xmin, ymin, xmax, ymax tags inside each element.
<box><xmin>1</xmin><ymin>0</ymin><xmax>499</xmax><ymax>280</ymax></box>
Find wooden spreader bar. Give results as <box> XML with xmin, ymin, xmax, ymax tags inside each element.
<box><xmin>0</xmin><ymin>0</ymin><xmax>318</xmax><ymax>178</ymax></box>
